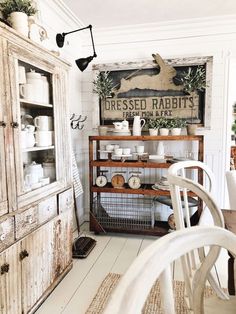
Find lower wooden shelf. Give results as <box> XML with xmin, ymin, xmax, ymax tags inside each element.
<box><xmin>90</xmin><ymin>211</ymin><xmax>170</xmax><ymax>236</ymax></box>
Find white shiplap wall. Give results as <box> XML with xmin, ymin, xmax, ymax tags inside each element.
<box><xmin>81</xmin><ymin>16</ymin><xmax>236</xmax><ymax>219</ymax></box>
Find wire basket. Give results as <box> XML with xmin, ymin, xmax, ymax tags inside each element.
<box><xmin>93</xmin><ymin>195</ymin><xmax>155</xmax><ymax>230</ymax></box>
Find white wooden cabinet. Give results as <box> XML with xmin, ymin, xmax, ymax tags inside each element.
<box><xmin>0</xmin><ymin>22</ymin><xmax>73</xmax><ymax>314</ymax></box>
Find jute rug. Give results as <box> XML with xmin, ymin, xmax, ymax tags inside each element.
<box><xmin>86</xmin><ymin>273</ymin><xmax>217</xmax><ymax>314</ymax></box>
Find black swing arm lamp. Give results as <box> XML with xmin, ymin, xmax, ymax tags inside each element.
<box><xmin>56</xmin><ymin>24</ymin><xmax>97</xmax><ymax>72</ymax></box>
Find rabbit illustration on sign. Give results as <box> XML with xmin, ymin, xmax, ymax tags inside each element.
<box><xmin>115</xmin><ymin>53</ymin><xmax>182</xmax><ymax>95</ymax></box>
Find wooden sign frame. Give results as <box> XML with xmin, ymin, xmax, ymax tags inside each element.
<box><xmin>92</xmin><ymin>55</ymin><xmax>213</xmax><ymax>129</ymax></box>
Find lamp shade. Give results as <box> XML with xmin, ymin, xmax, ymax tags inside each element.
<box><xmin>75</xmin><ymin>56</ymin><xmax>94</xmax><ymax>72</ymax></box>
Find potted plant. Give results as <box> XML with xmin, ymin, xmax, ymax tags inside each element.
<box><xmin>93</xmin><ymin>71</ymin><xmax>114</xmax><ymax>135</ymax></box>
<box><xmin>232</xmin><ymin>120</ymin><xmax>236</xmax><ymax>144</ymax></box>
<box><xmin>0</xmin><ymin>0</ymin><xmax>37</xmax><ymax>36</ymax></box>
<box><xmin>157</xmin><ymin>117</ymin><xmax>171</xmax><ymax>136</ymax></box>
<box><xmin>179</xmin><ymin>66</ymin><xmax>206</xmax><ymax>135</ymax></box>
<box><xmin>169</xmin><ymin>117</ymin><xmax>187</xmax><ymax>136</ymax></box>
<box><xmin>147</xmin><ymin>118</ymin><xmax>158</xmax><ymax>136</ymax></box>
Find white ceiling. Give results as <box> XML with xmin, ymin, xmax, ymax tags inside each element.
<box><xmin>63</xmin><ymin>0</ymin><xmax>236</xmax><ymax>28</ymax></box>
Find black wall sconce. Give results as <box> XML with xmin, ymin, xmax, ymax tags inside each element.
<box><xmin>56</xmin><ymin>25</ymin><xmax>97</xmax><ymax>71</ymax></box>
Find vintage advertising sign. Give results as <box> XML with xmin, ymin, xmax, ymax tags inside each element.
<box><xmin>104</xmin><ymin>94</ymin><xmax>199</xmax><ymax>120</ymax></box>
<box><xmin>93</xmin><ymin>54</ymin><xmax>212</xmax><ymax>128</ymax></box>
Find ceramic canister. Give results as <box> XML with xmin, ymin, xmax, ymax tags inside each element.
<box><xmin>26</xmin><ymin>70</ymin><xmax>43</xmax><ymax>102</ymax></box>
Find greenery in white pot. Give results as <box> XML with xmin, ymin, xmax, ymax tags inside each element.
<box><xmin>0</xmin><ymin>0</ymin><xmax>37</xmax><ymax>19</ymax></box>
<box><xmin>0</xmin><ymin>0</ymin><xmax>37</xmax><ymax>36</ymax></box>
<box><xmin>178</xmin><ymin>66</ymin><xmax>206</xmax><ymax>134</ymax></box>
<box><xmin>93</xmin><ymin>71</ymin><xmax>114</xmax><ymax>126</ymax></box>
<box><xmin>157</xmin><ymin>117</ymin><xmax>171</xmax><ymax>136</ymax></box>
<box><xmin>147</xmin><ymin>118</ymin><xmax>158</xmax><ymax>135</ymax></box>
<box><xmin>169</xmin><ymin>117</ymin><xmax>186</xmax><ymax>135</ymax></box>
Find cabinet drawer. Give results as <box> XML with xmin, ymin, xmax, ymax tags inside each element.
<box><xmin>58</xmin><ymin>188</ymin><xmax>74</xmax><ymax>214</ymax></box>
<box><xmin>38</xmin><ymin>196</ymin><xmax>57</xmax><ymax>224</ymax></box>
<box><xmin>15</xmin><ymin>206</ymin><xmax>38</xmax><ymax>239</ymax></box>
<box><xmin>0</xmin><ymin>216</ymin><xmax>14</xmax><ymax>252</ymax></box>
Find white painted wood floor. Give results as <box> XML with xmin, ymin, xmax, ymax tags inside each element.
<box><xmin>35</xmin><ymin>223</ymin><xmax>229</xmax><ymax>314</ymax></box>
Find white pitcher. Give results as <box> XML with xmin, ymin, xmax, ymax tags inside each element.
<box><xmin>132</xmin><ymin>116</ymin><xmax>145</xmax><ymax>136</ymax></box>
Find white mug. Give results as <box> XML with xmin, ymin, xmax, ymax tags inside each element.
<box><xmin>106</xmin><ymin>144</ymin><xmax>114</xmax><ymax>151</ymax></box>
<box><xmin>114</xmin><ymin>148</ymin><xmax>123</xmax><ymax>155</ymax></box>
<box><xmin>34</xmin><ymin>116</ymin><xmax>53</xmax><ymax>131</ymax></box>
<box><xmin>135</xmin><ymin>145</ymin><xmax>144</xmax><ymax>154</ymax></box>
<box><xmin>123</xmin><ymin>148</ymin><xmax>131</xmax><ymax>155</ymax></box>
<box><xmin>35</xmin><ymin>131</ymin><xmax>53</xmax><ymax>147</ymax></box>
<box><xmin>113</xmin><ymin>122</ymin><xmax>123</xmax><ymax>130</ymax></box>
<box><xmin>19</xmin><ymin>83</ymin><xmax>35</xmax><ymax>100</ymax></box>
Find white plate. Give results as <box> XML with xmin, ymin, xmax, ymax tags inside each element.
<box><xmin>149</xmin><ymin>155</ymin><xmax>165</xmax><ymax>159</ymax></box>
<box><xmin>98</xmin><ymin>150</ymin><xmax>114</xmax><ymax>153</ymax></box>
<box><xmin>152</xmin><ymin>184</ymin><xmax>170</xmax><ymax>191</ymax></box>
<box><xmin>133</xmin><ymin>152</ymin><xmax>148</xmax><ymax>156</ymax></box>
<box><xmin>111</xmin><ymin>129</ymin><xmax>130</xmax><ymax>133</ymax></box>
<box><xmin>113</xmin><ymin>154</ymin><xmax>132</xmax><ymax>158</ymax></box>
<box><xmin>110</xmin><ymin>132</ymin><xmax>131</xmax><ymax>136</ymax></box>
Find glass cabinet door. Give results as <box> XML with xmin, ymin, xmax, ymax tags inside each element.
<box><xmin>7</xmin><ymin>43</ymin><xmax>67</xmax><ymax>208</ymax></box>
<box><xmin>17</xmin><ymin>60</ymin><xmax>56</xmax><ymax>193</ymax></box>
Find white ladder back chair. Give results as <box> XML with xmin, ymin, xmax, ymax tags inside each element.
<box><xmin>103</xmin><ymin>226</ymin><xmax>236</xmax><ymax>314</ymax></box>
<box><xmin>226</xmin><ymin>170</ymin><xmax>236</xmax><ymax>209</ymax></box>
<box><xmin>167</xmin><ymin>160</ymin><xmax>228</xmax><ymax>303</ymax></box>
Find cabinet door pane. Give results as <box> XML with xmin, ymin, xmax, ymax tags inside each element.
<box><xmin>0</xmin><ymin>242</ymin><xmax>22</xmax><ymax>314</ymax></box>
<box><xmin>21</xmin><ymin>223</ymin><xmax>54</xmax><ymax>313</ymax></box>
<box><xmin>17</xmin><ymin>61</ymin><xmax>56</xmax><ymax>195</ymax></box>
<box><xmin>7</xmin><ymin>42</ymin><xmax>67</xmax><ymax>208</ymax></box>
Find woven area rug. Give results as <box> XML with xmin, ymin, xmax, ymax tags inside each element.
<box><xmin>86</xmin><ymin>273</ymin><xmax>217</xmax><ymax>314</ymax></box>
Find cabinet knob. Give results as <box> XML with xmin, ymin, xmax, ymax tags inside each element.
<box><xmin>1</xmin><ymin>263</ymin><xmax>9</xmax><ymax>275</ymax></box>
<box><xmin>0</xmin><ymin>121</ymin><xmax>6</xmax><ymax>128</ymax></box>
<box><xmin>11</xmin><ymin>122</ymin><xmax>19</xmax><ymax>128</ymax></box>
<box><xmin>19</xmin><ymin>249</ymin><xmax>29</xmax><ymax>260</ymax></box>
<box><xmin>0</xmin><ymin>233</ymin><xmax>6</xmax><ymax>241</ymax></box>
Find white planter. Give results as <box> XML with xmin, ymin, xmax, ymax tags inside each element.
<box><xmin>170</xmin><ymin>128</ymin><xmax>181</xmax><ymax>136</ymax></box>
<box><xmin>159</xmin><ymin>128</ymin><xmax>169</xmax><ymax>136</ymax></box>
<box><xmin>149</xmin><ymin>128</ymin><xmax>158</xmax><ymax>136</ymax></box>
<box><xmin>9</xmin><ymin>12</ymin><xmax>29</xmax><ymax>36</ymax></box>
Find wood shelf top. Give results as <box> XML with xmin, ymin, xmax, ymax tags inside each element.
<box><xmin>91</xmin><ymin>183</ymin><xmax>195</xmax><ymax>196</ymax></box>
<box><xmin>91</xmin><ymin>159</ymin><xmax>171</xmax><ymax>168</ymax></box>
<box><xmin>20</xmin><ymin>99</ymin><xmax>53</xmax><ymax>108</ymax></box>
<box><xmin>89</xmin><ymin>135</ymin><xmax>204</xmax><ymax>141</ymax></box>
<box><xmin>22</xmin><ymin>145</ymin><xmax>55</xmax><ymax>152</ymax></box>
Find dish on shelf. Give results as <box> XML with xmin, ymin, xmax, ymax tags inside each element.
<box><xmin>149</xmin><ymin>155</ymin><xmax>166</xmax><ymax>163</ymax></box>
<box><xmin>149</xmin><ymin>155</ymin><xmax>164</xmax><ymax>159</ymax></box>
<box><xmin>107</xmin><ymin>129</ymin><xmax>131</xmax><ymax>136</ymax></box>
<box><xmin>112</xmin><ymin>154</ymin><xmax>132</xmax><ymax>158</ymax></box>
<box><xmin>152</xmin><ymin>182</ymin><xmax>184</xmax><ymax>191</ymax></box>
<box><xmin>173</xmin><ymin>157</ymin><xmax>195</xmax><ymax>161</ymax></box>
<box><xmin>133</xmin><ymin>152</ymin><xmax>148</xmax><ymax>156</ymax></box>
<box><xmin>98</xmin><ymin>150</ymin><xmax>114</xmax><ymax>153</ymax></box>
<box><xmin>110</xmin><ymin>128</ymin><xmax>130</xmax><ymax>133</ymax></box>
<box><xmin>152</xmin><ymin>184</ymin><xmax>170</xmax><ymax>191</ymax></box>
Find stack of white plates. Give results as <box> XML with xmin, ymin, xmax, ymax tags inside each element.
<box><xmin>149</xmin><ymin>155</ymin><xmax>165</xmax><ymax>163</ymax></box>
<box><xmin>152</xmin><ymin>182</ymin><xmax>170</xmax><ymax>191</ymax></box>
<box><xmin>108</xmin><ymin>128</ymin><xmax>131</xmax><ymax>136</ymax></box>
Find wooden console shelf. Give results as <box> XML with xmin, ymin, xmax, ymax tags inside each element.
<box><xmin>89</xmin><ymin>135</ymin><xmax>204</xmax><ymax>236</ymax></box>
